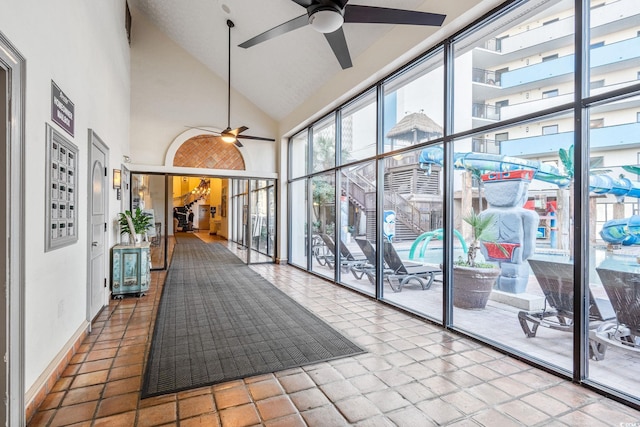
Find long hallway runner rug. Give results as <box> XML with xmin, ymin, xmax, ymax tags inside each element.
<box><xmin>141</xmin><ymin>234</ymin><xmax>364</xmax><ymax>398</ymax></box>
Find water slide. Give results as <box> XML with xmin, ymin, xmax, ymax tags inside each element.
<box><xmin>418</xmin><ymin>146</ymin><xmax>571</xmax><ymax>187</ymax></box>
<box><xmin>409</xmin><ymin>228</ymin><xmax>468</xmax><ymax>260</ymax></box>
<box><xmin>599</xmin><ymin>215</ymin><xmax>640</xmax><ymax>246</ymax></box>
<box><xmin>418</xmin><ymin>146</ymin><xmax>640</xmax><ymax>245</ymax></box>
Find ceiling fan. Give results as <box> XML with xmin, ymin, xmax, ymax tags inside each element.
<box><xmin>190</xmin><ymin>19</ymin><xmax>275</xmax><ymax>147</ymax></box>
<box><xmin>239</xmin><ymin>0</ymin><xmax>447</xmax><ymax>69</ymax></box>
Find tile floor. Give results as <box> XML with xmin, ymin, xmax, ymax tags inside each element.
<box><xmin>28</xmin><ymin>234</ymin><xmax>640</xmax><ymax>426</ymax></box>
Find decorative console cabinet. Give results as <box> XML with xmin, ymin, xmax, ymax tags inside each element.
<box><xmin>111</xmin><ymin>242</ymin><xmax>150</xmax><ymax>298</ymax></box>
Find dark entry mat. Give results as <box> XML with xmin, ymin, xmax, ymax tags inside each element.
<box><xmin>141</xmin><ymin>235</ymin><xmax>364</xmax><ymax>398</ymax></box>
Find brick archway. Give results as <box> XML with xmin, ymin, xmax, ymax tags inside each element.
<box><xmin>173</xmin><ymin>135</ymin><xmax>245</xmax><ymax>170</ymax></box>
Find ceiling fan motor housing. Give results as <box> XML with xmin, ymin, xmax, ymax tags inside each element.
<box><xmin>307</xmin><ymin>4</ymin><xmax>344</xmax><ymax>33</ymax></box>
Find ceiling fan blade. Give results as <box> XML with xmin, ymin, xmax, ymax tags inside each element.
<box><xmin>237</xmin><ymin>134</ymin><xmax>276</xmax><ymax>142</ymax></box>
<box><xmin>234</xmin><ymin>140</ymin><xmax>244</xmax><ymax>148</ymax></box>
<box><xmin>186</xmin><ymin>125</ymin><xmax>221</xmax><ymax>134</ymax></box>
<box><xmin>290</xmin><ymin>0</ymin><xmax>314</xmax><ymax>7</ymax></box>
<box><xmin>344</xmin><ymin>5</ymin><xmax>446</xmax><ymax>26</ymax></box>
<box><xmin>239</xmin><ymin>14</ymin><xmax>309</xmax><ymax>48</ymax></box>
<box><xmin>324</xmin><ymin>27</ymin><xmax>352</xmax><ymax>69</ymax></box>
<box><xmin>229</xmin><ymin>126</ymin><xmax>249</xmax><ymax>137</ymax></box>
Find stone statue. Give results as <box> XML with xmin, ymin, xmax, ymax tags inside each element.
<box><xmin>479</xmin><ymin>170</ymin><xmax>539</xmax><ymax>293</ymax></box>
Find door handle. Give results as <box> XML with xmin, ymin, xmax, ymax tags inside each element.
<box><xmin>92</xmin><ymin>241</ymin><xmax>99</xmax><ymax>246</ymax></box>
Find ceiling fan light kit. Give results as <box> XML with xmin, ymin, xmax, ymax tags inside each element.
<box><xmin>239</xmin><ymin>0</ymin><xmax>447</xmax><ymax>69</ymax></box>
<box><xmin>220</xmin><ymin>132</ymin><xmax>237</xmax><ymax>144</ymax></box>
<box><xmin>308</xmin><ymin>6</ymin><xmax>344</xmax><ymax>33</ymax></box>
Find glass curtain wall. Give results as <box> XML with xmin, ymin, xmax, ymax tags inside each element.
<box><xmin>337</xmin><ymin>90</ymin><xmax>378</xmax><ymax>295</ymax></box>
<box><xmin>290</xmin><ymin>179</ymin><xmax>308</xmax><ymax>269</ymax></box>
<box><xmin>311</xmin><ymin>172</ymin><xmax>336</xmax><ymax>280</ymax></box>
<box><xmin>290</xmin><ymin>130</ymin><xmax>310</xmax><ymax>269</ymax></box>
<box><xmin>338</xmin><ymin>160</ymin><xmax>376</xmax><ymax>296</ymax></box>
<box><xmin>381</xmin><ymin>51</ymin><xmax>444</xmax><ymax>320</ymax></box>
<box><xmin>450</xmin><ymin>0</ymin><xmax>576</xmax><ymax>373</ymax></box>
<box><xmin>585</xmin><ymin>0</ymin><xmax>640</xmax><ymax>397</ymax></box>
<box><xmin>451</xmin><ymin>112</ymin><xmax>575</xmax><ymax>372</ymax></box>
<box><xmin>287</xmin><ymin>0</ymin><xmax>640</xmax><ymax>407</ymax></box>
<box><xmin>586</xmin><ymin>92</ymin><xmax>640</xmax><ymax>396</ymax></box>
<box><xmin>310</xmin><ymin>116</ymin><xmax>337</xmax><ymax>279</ymax></box>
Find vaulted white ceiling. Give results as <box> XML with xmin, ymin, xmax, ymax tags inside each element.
<box><xmin>127</xmin><ymin>0</ymin><xmax>498</xmax><ymax>126</ymax></box>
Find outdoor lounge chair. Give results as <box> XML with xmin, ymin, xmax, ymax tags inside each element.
<box><xmin>382</xmin><ymin>241</ymin><xmax>441</xmax><ymax>292</ymax></box>
<box><xmin>312</xmin><ymin>234</ymin><xmax>334</xmax><ymax>267</ymax></box>
<box><xmin>519</xmin><ymin>259</ymin><xmax>616</xmax><ymax>360</ymax></box>
<box><xmin>353</xmin><ymin>238</ymin><xmax>394</xmax><ymax>285</ymax></box>
<box><xmin>592</xmin><ymin>267</ymin><xmax>640</xmax><ymax>357</ymax></box>
<box><xmin>315</xmin><ymin>233</ymin><xmax>367</xmax><ymax>273</ymax></box>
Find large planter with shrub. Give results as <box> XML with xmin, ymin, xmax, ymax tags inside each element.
<box><xmin>453</xmin><ymin>265</ymin><xmax>501</xmax><ymax>309</ymax></box>
<box><xmin>452</xmin><ymin>209</ymin><xmax>504</xmax><ymax>309</ymax></box>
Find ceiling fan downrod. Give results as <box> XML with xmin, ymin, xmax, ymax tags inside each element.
<box><xmin>222</xmin><ymin>19</ymin><xmax>235</xmax><ymax>142</ymax></box>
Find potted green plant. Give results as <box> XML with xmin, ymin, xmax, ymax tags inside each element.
<box><xmin>452</xmin><ymin>210</ymin><xmax>504</xmax><ymax>309</ymax></box>
<box><xmin>118</xmin><ymin>207</ymin><xmax>153</xmax><ymax>245</ymax></box>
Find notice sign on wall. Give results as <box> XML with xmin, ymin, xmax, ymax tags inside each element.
<box><xmin>51</xmin><ymin>80</ymin><xmax>74</xmax><ymax>137</ymax></box>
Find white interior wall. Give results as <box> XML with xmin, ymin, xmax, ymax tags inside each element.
<box><xmin>129</xmin><ymin>11</ymin><xmax>277</xmax><ymax>174</ymax></box>
<box><xmin>0</xmin><ymin>1</ymin><xmax>131</xmax><ymax>393</ymax></box>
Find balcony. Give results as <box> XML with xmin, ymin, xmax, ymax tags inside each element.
<box><xmin>499</xmin><ymin>16</ymin><xmax>573</xmax><ymax>55</ymax></box>
<box><xmin>472</xmin><ymin>103</ymin><xmax>501</xmax><ymax>121</ymax></box>
<box><xmin>501</xmin><ymin>122</ymin><xmax>640</xmax><ymax>157</ymax></box>
<box><xmin>472</xmin><ymin>138</ymin><xmax>501</xmax><ymax>154</ymax></box>
<box><xmin>496</xmin><ymin>80</ymin><xmax>639</xmax><ymax>121</ymax></box>
<box><xmin>500</xmin><ymin>37</ymin><xmax>640</xmax><ymax>89</ymax></box>
<box><xmin>480</xmin><ymin>0</ymin><xmax>639</xmax><ymax>58</ymax></box>
<box><xmin>472</xmin><ymin>68</ymin><xmax>500</xmax><ymax>86</ymax></box>
<box><xmin>500</xmin><ymin>93</ymin><xmax>573</xmax><ymax>121</ymax></box>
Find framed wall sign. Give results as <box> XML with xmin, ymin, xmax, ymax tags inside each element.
<box><xmin>45</xmin><ymin>123</ymin><xmax>79</xmax><ymax>251</ymax></box>
<box><xmin>51</xmin><ymin>80</ymin><xmax>74</xmax><ymax>137</ymax></box>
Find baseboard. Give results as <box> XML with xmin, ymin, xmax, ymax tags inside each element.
<box><xmin>275</xmin><ymin>258</ymin><xmax>288</xmax><ymax>265</ymax></box>
<box><xmin>25</xmin><ymin>322</ymin><xmax>89</xmax><ymax>422</ymax></box>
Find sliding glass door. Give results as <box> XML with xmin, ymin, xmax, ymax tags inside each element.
<box><xmin>249</xmin><ymin>180</ymin><xmax>276</xmax><ymax>263</ymax></box>
<box><xmin>228</xmin><ymin>178</ymin><xmax>276</xmax><ymax>264</ymax></box>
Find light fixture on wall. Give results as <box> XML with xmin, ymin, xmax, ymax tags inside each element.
<box><xmin>113</xmin><ymin>169</ymin><xmax>122</xmax><ymax>200</ymax></box>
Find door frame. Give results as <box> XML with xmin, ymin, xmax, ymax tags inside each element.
<box><xmin>1</xmin><ymin>31</ymin><xmax>26</xmax><ymax>426</ymax></box>
<box><xmin>87</xmin><ymin>130</ymin><xmax>109</xmax><ymax>323</ymax></box>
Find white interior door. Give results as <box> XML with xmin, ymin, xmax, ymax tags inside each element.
<box><xmin>88</xmin><ymin>131</ymin><xmax>108</xmax><ymax>321</ymax></box>
<box><xmin>1</xmin><ymin>32</ymin><xmax>25</xmax><ymax>426</ymax></box>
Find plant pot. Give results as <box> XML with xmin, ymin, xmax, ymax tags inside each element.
<box><xmin>453</xmin><ymin>265</ymin><xmax>501</xmax><ymax>309</ymax></box>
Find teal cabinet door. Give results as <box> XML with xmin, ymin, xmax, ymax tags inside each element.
<box><xmin>111</xmin><ymin>242</ymin><xmax>150</xmax><ymax>298</ymax></box>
